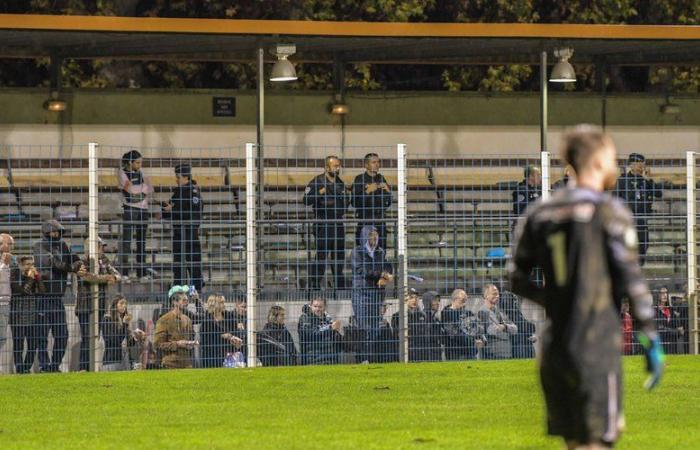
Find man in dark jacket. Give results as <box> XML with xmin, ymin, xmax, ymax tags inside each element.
<box><xmin>10</xmin><ymin>256</ymin><xmax>44</xmax><ymax>373</ymax></box>
<box><xmin>298</xmin><ymin>297</ymin><xmax>342</xmax><ymax>365</ymax></box>
<box><xmin>441</xmin><ymin>289</ymin><xmax>479</xmax><ymax>361</ymax></box>
<box><xmin>512</xmin><ymin>165</ymin><xmax>542</xmax><ymax>216</ymax></box>
<box><xmin>33</xmin><ymin>219</ymin><xmax>80</xmax><ymax>372</ymax></box>
<box><xmin>351</xmin><ymin>225</ymin><xmax>393</xmax><ymax>363</ymax></box>
<box><xmin>352</xmin><ymin>153</ymin><xmax>392</xmax><ymax>251</ymax></box>
<box><xmin>163</xmin><ymin>164</ymin><xmax>204</xmax><ymax>291</ymax></box>
<box><xmin>303</xmin><ymin>155</ymin><xmax>349</xmax><ymax>290</ymax></box>
<box><xmin>613</xmin><ymin>153</ymin><xmax>663</xmax><ymax>263</ymax></box>
<box><xmin>391</xmin><ymin>291</ymin><xmax>430</xmax><ymax>362</ymax></box>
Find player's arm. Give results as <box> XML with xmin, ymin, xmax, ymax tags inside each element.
<box><xmin>603</xmin><ymin>202</ymin><xmax>664</xmax><ymax>389</ymax></box>
<box><xmin>509</xmin><ymin>216</ymin><xmax>546</xmax><ymax>306</ymax></box>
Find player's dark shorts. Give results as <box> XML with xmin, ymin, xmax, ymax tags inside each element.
<box><xmin>540</xmin><ymin>356</ymin><xmax>624</xmax><ymax>446</ymax></box>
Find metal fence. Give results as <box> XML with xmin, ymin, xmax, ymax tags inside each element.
<box><xmin>0</xmin><ymin>143</ymin><xmax>697</xmax><ymax>374</ymax></box>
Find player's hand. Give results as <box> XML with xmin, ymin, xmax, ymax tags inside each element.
<box><xmin>640</xmin><ymin>334</ymin><xmax>665</xmax><ymax>391</ymax></box>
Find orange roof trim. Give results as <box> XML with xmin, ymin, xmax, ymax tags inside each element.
<box><xmin>0</xmin><ymin>14</ymin><xmax>699</xmax><ymax>40</ymax></box>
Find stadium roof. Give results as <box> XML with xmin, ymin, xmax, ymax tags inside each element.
<box><xmin>0</xmin><ymin>14</ymin><xmax>699</xmax><ymax>64</ymax></box>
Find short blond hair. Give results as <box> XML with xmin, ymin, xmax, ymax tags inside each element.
<box><xmin>205</xmin><ymin>294</ymin><xmax>226</xmax><ymax>314</ymax></box>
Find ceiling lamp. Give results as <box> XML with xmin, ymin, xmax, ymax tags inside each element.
<box><xmin>270</xmin><ymin>44</ymin><xmax>298</xmax><ymax>82</ymax></box>
<box><xmin>549</xmin><ymin>48</ymin><xmax>576</xmax><ymax>83</ymax></box>
<box><xmin>43</xmin><ymin>91</ymin><xmax>67</xmax><ymax>112</ymax></box>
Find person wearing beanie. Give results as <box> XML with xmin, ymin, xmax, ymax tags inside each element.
<box><xmin>32</xmin><ymin>219</ymin><xmax>81</xmax><ymax>372</ymax></box>
<box><xmin>162</xmin><ymin>164</ymin><xmax>204</xmax><ymax>292</ymax></box>
<box><xmin>117</xmin><ymin>149</ymin><xmax>154</xmax><ymax>281</ymax></box>
<box><xmin>613</xmin><ymin>152</ymin><xmax>665</xmax><ymax>264</ymax></box>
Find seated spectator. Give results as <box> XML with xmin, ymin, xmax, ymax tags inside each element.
<box><xmin>298</xmin><ymin>297</ymin><xmax>342</xmax><ymax>365</ymax></box>
<box><xmin>199</xmin><ymin>294</ymin><xmax>241</xmax><ymax>368</ymax></box>
<box><xmin>552</xmin><ymin>165</ymin><xmax>575</xmax><ymax>190</ymax></box>
<box><xmin>671</xmin><ymin>294</ymin><xmax>689</xmax><ymax>354</ymax></box>
<box><xmin>10</xmin><ymin>256</ymin><xmax>44</xmax><ymax>374</ymax></box>
<box><xmin>441</xmin><ymin>289</ymin><xmax>481</xmax><ymax>361</ymax></box>
<box><xmin>76</xmin><ymin>237</ymin><xmax>121</xmax><ymax>372</ymax></box>
<box><xmin>655</xmin><ymin>287</ymin><xmax>680</xmax><ymax>354</ymax></box>
<box><xmin>153</xmin><ymin>286</ymin><xmax>197</xmax><ymax>369</ymax></box>
<box><xmin>351</xmin><ymin>225</ymin><xmax>393</xmax><ymax>363</ymax></box>
<box><xmin>370</xmin><ymin>303</ymin><xmax>397</xmax><ymax>363</ymax></box>
<box><xmin>621</xmin><ymin>302</ymin><xmax>634</xmax><ymax>355</ymax></box>
<box><xmin>512</xmin><ymin>165</ymin><xmax>541</xmax><ymax>216</ymax></box>
<box><xmin>498</xmin><ymin>289</ymin><xmax>536</xmax><ymax>358</ymax></box>
<box><xmin>478</xmin><ymin>284</ymin><xmax>517</xmax><ymax>359</ymax></box>
<box><xmin>391</xmin><ymin>290</ymin><xmax>431</xmax><ymax>362</ymax></box>
<box><xmin>101</xmin><ymin>295</ymin><xmax>146</xmax><ymax>371</ymax></box>
<box><xmin>421</xmin><ymin>291</ymin><xmax>443</xmax><ymax>362</ymax></box>
<box><xmin>228</xmin><ymin>297</ymin><xmax>247</xmax><ymax>358</ymax></box>
<box><xmin>257</xmin><ymin>305</ymin><xmax>298</xmax><ymax>367</ymax></box>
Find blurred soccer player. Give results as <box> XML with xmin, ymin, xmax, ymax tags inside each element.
<box><xmin>510</xmin><ymin>125</ymin><xmax>664</xmax><ymax>450</ymax></box>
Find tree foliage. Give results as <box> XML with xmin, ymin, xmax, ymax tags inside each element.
<box><xmin>0</xmin><ymin>1</ymin><xmax>698</xmax><ymax>92</ymax></box>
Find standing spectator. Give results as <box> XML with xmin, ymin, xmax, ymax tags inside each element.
<box><xmin>153</xmin><ymin>286</ymin><xmax>197</xmax><ymax>369</ymax></box>
<box><xmin>0</xmin><ymin>233</ymin><xmax>14</xmax><ymax>373</ymax></box>
<box><xmin>199</xmin><ymin>294</ymin><xmax>241</xmax><ymax>368</ymax></box>
<box><xmin>621</xmin><ymin>302</ymin><xmax>634</xmax><ymax>355</ymax></box>
<box><xmin>352</xmin><ymin>153</ymin><xmax>392</xmax><ymax>251</ymax></box>
<box><xmin>162</xmin><ymin>164</ymin><xmax>204</xmax><ymax>292</ymax></box>
<box><xmin>421</xmin><ymin>291</ymin><xmax>444</xmax><ymax>361</ymax></box>
<box><xmin>10</xmin><ymin>256</ymin><xmax>44</xmax><ymax>374</ymax></box>
<box><xmin>118</xmin><ymin>150</ymin><xmax>154</xmax><ymax>282</ymax></box>
<box><xmin>298</xmin><ymin>297</ymin><xmax>343</xmax><ymax>365</ymax></box>
<box><xmin>33</xmin><ymin>220</ymin><xmax>81</xmax><ymax>372</ymax></box>
<box><xmin>258</xmin><ymin>305</ymin><xmax>298</xmax><ymax>367</ymax></box>
<box><xmin>351</xmin><ymin>225</ymin><xmax>393</xmax><ymax>363</ymax></box>
<box><xmin>655</xmin><ymin>287</ymin><xmax>679</xmax><ymax>354</ymax></box>
<box><xmin>303</xmin><ymin>155</ymin><xmax>349</xmax><ymax>290</ymax></box>
<box><xmin>75</xmin><ymin>237</ymin><xmax>120</xmax><ymax>371</ymax></box>
<box><xmin>478</xmin><ymin>284</ymin><xmax>517</xmax><ymax>359</ymax></box>
<box><xmin>512</xmin><ymin>165</ymin><xmax>541</xmax><ymax>216</ymax></box>
<box><xmin>101</xmin><ymin>295</ymin><xmax>146</xmax><ymax>371</ymax></box>
<box><xmin>441</xmin><ymin>289</ymin><xmax>481</xmax><ymax>361</ymax></box>
<box><xmin>614</xmin><ymin>153</ymin><xmax>663</xmax><ymax>263</ymax></box>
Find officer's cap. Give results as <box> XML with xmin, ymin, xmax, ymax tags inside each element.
<box><xmin>121</xmin><ymin>150</ymin><xmax>142</xmax><ymax>164</ymax></box>
<box><xmin>628</xmin><ymin>153</ymin><xmax>645</xmax><ymax>163</ymax></box>
<box><xmin>175</xmin><ymin>164</ymin><xmax>192</xmax><ymax>178</ymax></box>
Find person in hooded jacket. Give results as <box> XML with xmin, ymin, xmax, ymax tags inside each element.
<box><xmin>351</xmin><ymin>225</ymin><xmax>393</xmax><ymax>363</ymax></box>
<box><xmin>257</xmin><ymin>305</ymin><xmax>298</xmax><ymax>367</ymax></box>
<box><xmin>33</xmin><ymin>220</ymin><xmax>81</xmax><ymax>372</ymax></box>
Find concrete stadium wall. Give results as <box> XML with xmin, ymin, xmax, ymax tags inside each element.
<box><xmin>1</xmin><ymin>89</ymin><xmax>699</xmax><ymax>158</ymax></box>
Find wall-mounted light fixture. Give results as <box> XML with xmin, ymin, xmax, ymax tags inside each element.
<box><xmin>270</xmin><ymin>44</ymin><xmax>298</xmax><ymax>82</ymax></box>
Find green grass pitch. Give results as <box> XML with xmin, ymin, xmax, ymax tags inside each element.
<box><xmin>0</xmin><ymin>356</ymin><xmax>697</xmax><ymax>449</ymax></box>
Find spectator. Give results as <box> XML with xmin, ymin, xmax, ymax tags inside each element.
<box><xmin>352</xmin><ymin>153</ymin><xmax>392</xmax><ymax>251</ymax></box>
<box><xmin>671</xmin><ymin>294</ymin><xmax>689</xmax><ymax>354</ymax></box>
<box><xmin>421</xmin><ymin>291</ymin><xmax>444</xmax><ymax>362</ymax></box>
<box><xmin>153</xmin><ymin>286</ymin><xmax>197</xmax><ymax>369</ymax></box>
<box><xmin>351</xmin><ymin>225</ymin><xmax>393</xmax><ymax>363</ymax></box>
<box><xmin>10</xmin><ymin>256</ymin><xmax>44</xmax><ymax>374</ymax></box>
<box><xmin>655</xmin><ymin>287</ymin><xmax>680</xmax><ymax>354</ymax></box>
<box><xmin>371</xmin><ymin>303</ymin><xmax>397</xmax><ymax>363</ymax></box>
<box><xmin>478</xmin><ymin>284</ymin><xmax>517</xmax><ymax>359</ymax></box>
<box><xmin>199</xmin><ymin>294</ymin><xmax>241</xmax><ymax>368</ymax></box>
<box><xmin>298</xmin><ymin>297</ymin><xmax>342</xmax><ymax>365</ymax></box>
<box><xmin>101</xmin><ymin>295</ymin><xmax>146</xmax><ymax>371</ymax></box>
<box><xmin>512</xmin><ymin>165</ymin><xmax>541</xmax><ymax>216</ymax></box>
<box><xmin>33</xmin><ymin>220</ymin><xmax>81</xmax><ymax>372</ymax></box>
<box><xmin>0</xmin><ymin>233</ymin><xmax>14</xmax><ymax>373</ymax></box>
<box><xmin>162</xmin><ymin>164</ymin><xmax>204</xmax><ymax>292</ymax></box>
<box><xmin>257</xmin><ymin>305</ymin><xmax>298</xmax><ymax>367</ymax></box>
<box><xmin>118</xmin><ymin>150</ymin><xmax>154</xmax><ymax>282</ymax></box>
<box><xmin>552</xmin><ymin>165</ymin><xmax>575</xmax><ymax>190</ymax></box>
<box><xmin>391</xmin><ymin>290</ymin><xmax>429</xmax><ymax>362</ymax></box>
<box><xmin>499</xmin><ymin>290</ymin><xmax>536</xmax><ymax>358</ymax></box>
<box><xmin>613</xmin><ymin>153</ymin><xmax>664</xmax><ymax>263</ymax></box>
<box><xmin>303</xmin><ymin>155</ymin><xmax>349</xmax><ymax>290</ymax></box>
<box><xmin>621</xmin><ymin>302</ymin><xmax>634</xmax><ymax>355</ymax></box>
<box><xmin>75</xmin><ymin>237</ymin><xmax>120</xmax><ymax>371</ymax></box>
<box><xmin>441</xmin><ymin>289</ymin><xmax>481</xmax><ymax>361</ymax></box>
<box><xmin>229</xmin><ymin>297</ymin><xmax>247</xmax><ymax>354</ymax></box>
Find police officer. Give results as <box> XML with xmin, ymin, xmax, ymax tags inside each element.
<box><xmin>512</xmin><ymin>164</ymin><xmax>541</xmax><ymax>216</ymax></box>
<box><xmin>303</xmin><ymin>155</ymin><xmax>349</xmax><ymax>290</ymax></box>
<box><xmin>162</xmin><ymin>164</ymin><xmax>204</xmax><ymax>291</ymax></box>
<box><xmin>614</xmin><ymin>153</ymin><xmax>664</xmax><ymax>263</ymax></box>
<box><xmin>352</xmin><ymin>153</ymin><xmax>392</xmax><ymax>251</ymax></box>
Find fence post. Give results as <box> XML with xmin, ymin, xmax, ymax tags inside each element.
<box><xmin>397</xmin><ymin>143</ymin><xmax>409</xmax><ymax>363</ymax></box>
<box><xmin>88</xmin><ymin>142</ymin><xmax>100</xmax><ymax>372</ymax></box>
<box><xmin>246</xmin><ymin>143</ymin><xmax>258</xmax><ymax>367</ymax></box>
<box><xmin>541</xmin><ymin>151</ymin><xmax>551</xmax><ymax>201</ymax></box>
<box><xmin>686</xmin><ymin>151</ymin><xmax>698</xmax><ymax>355</ymax></box>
